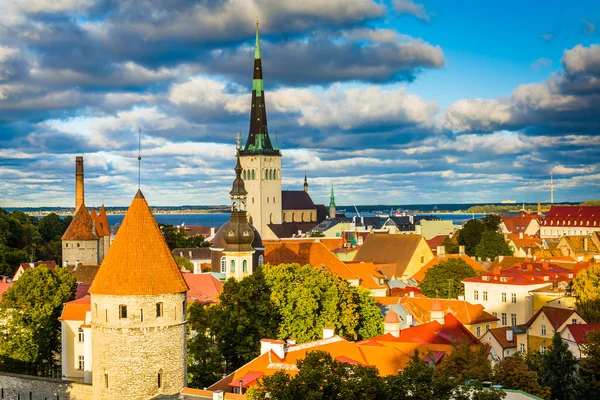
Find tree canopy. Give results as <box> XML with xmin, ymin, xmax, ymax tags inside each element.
<box><xmin>572</xmin><ymin>263</ymin><xmax>600</xmax><ymax>323</ymax></box>
<box><xmin>493</xmin><ymin>354</ymin><xmax>550</xmax><ymax>399</ymax></box>
<box><xmin>435</xmin><ymin>341</ymin><xmax>493</xmax><ymax>383</ymax></box>
<box><xmin>159</xmin><ymin>224</ymin><xmax>209</xmax><ymax>250</ymax></box>
<box><xmin>457</xmin><ymin>215</ymin><xmax>506</xmax><ymax>257</ymax></box>
<box><xmin>0</xmin><ymin>212</ymin><xmax>71</xmax><ymax>277</ymax></box>
<box><xmin>418</xmin><ymin>258</ymin><xmax>480</xmax><ymax>298</ymax></box>
<box><xmin>475</xmin><ymin>231</ymin><xmax>513</xmax><ymax>261</ymax></box>
<box><xmin>0</xmin><ymin>265</ymin><xmax>76</xmax><ymax>376</ymax></box>
<box><xmin>579</xmin><ymin>328</ymin><xmax>600</xmax><ymax>394</ymax></box>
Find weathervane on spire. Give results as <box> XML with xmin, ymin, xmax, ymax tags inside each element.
<box><xmin>236</xmin><ymin>132</ymin><xmax>242</xmax><ymax>150</ymax></box>
<box><xmin>137</xmin><ymin>126</ymin><xmax>142</xmax><ymax>189</ymax></box>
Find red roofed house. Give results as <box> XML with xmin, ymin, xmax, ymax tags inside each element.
<box><xmin>352</xmin><ymin>233</ymin><xmax>434</xmax><ymax>280</ymax></box>
<box><xmin>182</xmin><ymin>272</ymin><xmax>223</xmax><ymax>305</ymax></box>
<box><xmin>519</xmin><ymin>306</ymin><xmax>586</xmax><ymax>354</ymax></box>
<box><xmin>208</xmin><ymin>318</ymin><xmax>479</xmax><ymax>395</ymax></box>
<box><xmin>0</xmin><ymin>276</ymin><xmax>13</xmax><ymax>301</ymax></box>
<box><xmin>480</xmin><ymin>326</ymin><xmax>521</xmax><ymax>361</ymax></box>
<box><xmin>506</xmin><ymin>233</ymin><xmax>543</xmax><ymax>258</ymax></box>
<box><xmin>410</xmin><ymin>246</ymin><xmax>486</xmax><ymax>283</ymax></box>
<box><xmin>462</xmin><ymin>261</ymin><xmax>582</xmax><ymax>327</ymax></box>
<box><xmin>399</xmin><ymin>297</ymin><xmax>498</xmax><ymax>338</ymax></box>
<box><xmin>560</xmin><ymin>323</ymin><xmax>600</xmax><ymax>359</ymax></box>
<box><xmin>500</xmin><ymin>213</ymin><xmax>540</xmax><ymax>236</ymax></box>
<box><xmin>12</xmin><ymin>260</ymin><xmax>57</xmax><ymax>281</ymax></box>
<box><xmin>540</xmin><ymin>205</ymin><xmax>600</xmax><ymax>238</ymax></box>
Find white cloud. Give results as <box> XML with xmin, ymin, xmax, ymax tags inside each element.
<box><xmin>394</xmin><ymin>0</ymin><xmax>431</xmax><ymax>22</ymax></box>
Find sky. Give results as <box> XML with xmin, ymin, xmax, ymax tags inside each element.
<box><xmin>0</xmin><ymin>0</ymin><xmax>599</xmax><ymax>207</ymax></box>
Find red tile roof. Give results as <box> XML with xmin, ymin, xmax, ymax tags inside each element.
<box><xmin>487</xmin><ymin>326</ymin><xmax>517</xmax><ymax>349</ymax></box>
<box><xmin>563</xmin><ymin>323</ymin><xmax>600</xmax><ymax>344</ymax></box>
<box><xmin>58</xmin><ymin>296</ymin><xmax>91</xmax><ymax>321</ymax></box>
<box><xmin>265</xmin><ymin>241</ymin><xmax>359</xmax><ymax>281</ymax></box>
<box><xmin>541</xmin><ymin>206</ymin><xmax>600</xmax><ymax>227</ymax></box>
<box><xmin>426</xmin><ymin>235</ymin><xmax>447</xmax><ymax>250</ymax></box>
<box><xmin>0</xmin><ymin>280</ymin><xmax>13</xmax><ymax>301</ymax></box>
<box><xmin>89</xmin><ymin>190</ymin><xmax>189</xmax><ymax>296</ymax></box>
<box><xmin>502</xmin><ymin>214</ymin><xmax>538</xmax><ymax>233</ymax></box>
<box><xmin>183</xmin><ymin>273</ymin><xmax>223</xmax><ymax>305</ymax></box>
<box><xmin>462</xmin><ymin>261</ymin><xmax>582</xmax><ymax>286</ymax></box>
<box><xmin>524</xmin><ymin>306</ymin><xmax>582</xmax><ymax>329</ymax></box>
<box><xmin>400</xmin><ymin>297</ymin><xmax>498</xmax><ymax>326</ymax></box>
<box><xmin>62</xmin><ymin>204</ymin><xmax>98</xmax><ymax>241</ymax></box>
<box><xmin>228</xmin><ymin>371</ymin><xmax>264</xmax><ymax>388</ymax></box>
<box><xmin>344</xmin><ymin>262</ymin><xmax>387</xmax><ymax>290</ymax></box>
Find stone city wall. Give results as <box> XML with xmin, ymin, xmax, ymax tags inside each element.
<box><xmin>0</xmin><ymin>372</ymin><xmax>92</xmax><ymax>400</ymax></box>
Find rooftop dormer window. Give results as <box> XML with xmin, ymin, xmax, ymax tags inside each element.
<box><xmin>500</xmin><ymin>277</ymin><xmax>508</xmax><ymax>282</ymax></box>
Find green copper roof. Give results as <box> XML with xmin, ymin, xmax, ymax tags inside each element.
<box><xmin>330</xmin><ymin>184</ymin><xmax>336</xmax><ymax>208</ymax></box>
<box><xmin>255</xmin><ymin>21</ymin><xmax>261</xmax><ymax>60</ymax></box>
<box><xmin>253</xmin><ymin>79</ymin><xmax>263</xmax><ymax>96</ymax></box>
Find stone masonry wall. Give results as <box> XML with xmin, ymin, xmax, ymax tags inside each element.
<box><xmin>91</xmin><ymin>293</ymin><xmax>187</xmax><ymax>400</ymax></box>
<box><xmin>0</xmin><ymin>372</ymin><xmax>92</xmax><ymax>400</ymax></box>
<box><xmin>62</xmin><ymin>240</ymin><xmax>98</xmax><ymax>266</ymax></box>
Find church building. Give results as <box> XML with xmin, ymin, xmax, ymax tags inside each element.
<box><xmin>237</xmin><ymin>22</ymin><xmax>327</xmax><ymax>240</ymax></box>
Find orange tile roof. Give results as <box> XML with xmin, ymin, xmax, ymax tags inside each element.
<box><xmin>375</xmin><ymin>296</ymin><xmax>402</xmax><ymax>306</ymax></box>
<box><xmin>507</xmin><ymin>234</ymin><xmax>542</xmax><ymax>249</ymax></box>
<box><xmin>58</xmin><ymin>296</ymin><xmax>91</xmax><ymax>321</ymax></box>
<box><xmin>411</xmin><ymin>254</ymin><xmax>486</xmax><ymax>283</ymax></box>
<box><xmin>61</xmin><ymin>204</ymin><xmax>98</xmax><ymax>241</ymax></box>
<box><xmin>89</xmin><ymin>190</ymin><xmax>189</xmax><ymax>295</ymax></box>
<box><xmin>180</xmin><ymin>388</ymin><xmax>245</xmax><ymax>399</ymax></box>
<box><xmin>502</xmin><ymin>214</ymin><xmax>538</xmax><ymax>233</ymax></box>
<box><xmin>90</xmin><ymin>205</ymin><xmax>111</xmax><ymax>236</ymax></box>
<box><xmin>183</xmin><ymin>273</ymin><xmax>223</xmax><ymax>305</ymax></box>
<box><xmin>345</xmin><ymin>262</ymin><xmax>387</xmax><ymax>290</ymax></box>
<box><xmin>265</xmin><ymin>241</ymin><xmax>359</xmax><ymax>281</ymax></box>
<box><xmin>486</xmin><ymin>326</ymin><xmax>517</xmax><ymax>349</ymax></box>
<box><xmin>0</xmin><ymin>281</ymin><xmax>13</xmax><ymax>301</ymax></box>
<box><xmin>524</xmin><ymin>306</ymin><xmax>582</xmax><ymax>329</ymax></box>
<box><xmin>400</xmin><ymin>297</ymin><xmax>498</xmax><ymax>326</ymax></box>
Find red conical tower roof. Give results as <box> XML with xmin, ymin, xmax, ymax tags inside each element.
<box><xmin>89</xmin><ymin>190</ymin><xmax>188</xmax><ymax>295</ymax></box>
<box><xmin>62</xmin><ymin>204</ymin><xmax>98</xmax><ymax>241</ymax></box>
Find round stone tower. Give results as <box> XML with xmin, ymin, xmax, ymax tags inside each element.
<box><xmin>88</xmin><ymin>189</ymin><xmax>189</xmax><ymax>400</ymax></box>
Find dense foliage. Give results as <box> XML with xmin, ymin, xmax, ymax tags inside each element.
<box><xmin>572</xmin><ymin>263</ymin><xmax>600</xmax><ymax>323</ymax></box>
<box><xmin>493</xmin><ymin>354</ymin><xmax>550</xmax><ymax>399</ymax></box>
<box><xmin>418</xmin><ymin>258</ymin><xmax>480</xmax><ymax>298</ymax></box>
<box><xmin>579</xmin><ymin>329</ymin><xmax>600</xmax><ymax>393</ymax></box>
<box><xmin>457</xmin><ymin>215</ymin><xmax>512</xmax><ymax>259</ymax></box>
<box><xmin>247</xmin><ymin>349</ymin><xmax>506</xmax><ymax>400</ymax></box>
<box><xmin>435</xmin><ymin>341</ymin><xmax>493</xmax><ymax>383</ymax></box>
<box><xmin>186</xmin><ymin>264</ymin><xmax>384</xmax><ymax>386</ymax></box>
<box><xmin>0</xmin><ymin>266</ymin><xmax>76</xmax><ymax>376</ymax></box>
<box><xmin>159</xmin><ymin>224</ymin><xmax>209</xmax><ymax>250</ymax></box>
<box><xmin>0</xmin><ymin>209</ymin><xmax>72</xmax><ymax>276</ymax></box>
<box><xmin>441</xmin><ymin>235</ymin><xmax>460</xmax><ymax>254</ymax></box>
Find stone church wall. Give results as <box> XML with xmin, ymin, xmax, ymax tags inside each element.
<box><xmin>0</xmin><ymin>372</ymin><xmax>92</xmax><ymax>400</ymax></box>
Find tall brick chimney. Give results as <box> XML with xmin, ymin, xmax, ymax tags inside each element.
<box><xmin>75</xmin><ymin>156</ymin><xmax>84</xmax><ymax>211</ymax></box>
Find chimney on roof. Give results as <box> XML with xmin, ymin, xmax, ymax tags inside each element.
<box><xmin>323</xmin><ymin>327</ymin><xmax>335</xmax><ymax>339</ymax></box>
<box><xmin>384</xmin><ymin>311</ymin><xmax>401</xmax><ymax>338</ymax></box>
<box><xmin>527</xmin><ymin>264</ymin><xmax>533</xmax><ymax>271</ymax></box>
<box><xmin>459</xmin><ymin>245</ymin><xmax>465</xmax><ymax>255</ymax></box>
<box><xmin>542</xmin><ymin>263</ymin><xmax>549</xmax><ymax>270</ymax></box>
<box><xmin>538</xmin><ymin>201</ymin><xmax>542</xmax><ymax>216</ymax></box>
<box><xmin>1</xmin><ymin>276</ymin><xmax>7</xmax><ymax>283</ymax></box>
<box><xmin>75</xmin><ymin>156</ymin><xmax>84</xmax><ymax>211</ymax></box>
<box><xmin>409</xmin><ymin>291</ymin><xmax>414</xmax><ymax>298</ymax></box>
<box><xmin>212</xmin><ymin>390</ymin><xmax>224</xmax><ymax>400</ymax></box>
<box><xmin>506</xmin><ymin>329</ymin><xmax>514</xmax><ymax>342</ymax></box>
<box><xmin>260</xmin><ymin>339</ymin><xmax>285</xmax><ymax>359</ymax></box>
<box><xmin>437</xmin><ymin>245</ymin><xmax>446</xmax><ymax>257</ymax></box>
<box><xmin>286</xmin><ymin>338</ymin><xmax>296</xmax><ymax>347</ymax></box>
<box><xmin>519</xmin><ymin>232</ymin><xmax>524</xmax><ymax>239</ymax></box>
<box><xmin>211</xmin><ymin>227</ymin><xmax>215</xmax><ymax>236</ymax></box>
<box><xmin>584</xmin><ymin>237</ymin><xmax>589</xmax><ymax>252</ymax></box>
<box><xmin>493</xmin><ymin>268</ymin><xmax>501</xmax><ymax>276</ymax></box>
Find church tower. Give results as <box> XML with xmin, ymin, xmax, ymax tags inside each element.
<box><xmin>329</xmin><ymin>185</ymin><xmax>336</xmax><ymax>219</ymax></box>
<box><xmin>222</xmin><ymin>154</ymin><xmax>257</xmax><ymax>280</ymax></box>
<box><xmin>89</xmin><ymin>189</ymin><xmax>189</xmax><ymax>400</ymax></box>
<box><xmin>238</xmin><ymin>20</ymin><xmax>282</xmax><ymax>240</ymax></box>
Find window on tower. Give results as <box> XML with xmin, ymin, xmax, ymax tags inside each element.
<box><xmin>119</xmin><ymin>305</ymin><xmax>127</xmax><ymax>319</ymax></box>
<box><xmin>231</xmin><ymin>260</ymin><xmax>236</xmax><ymax>272</ymax></box>
<box><xmin>243</xmin><ymin>260</ymin><xmax>248</xmax><ymax>272</ymax></box>
<box><xmin>220</xmin><ymin>257</ymin><xmax>226</xmax><ymax>273</ymax></box>
<box><xmin>156</xmin><ymin>302</ymin><xmax>164</xmax><ymax>317</ymax></box>
<box><xmin>252</xmin><ymin>170</ymin><xmax>256</xmax><ymax>180</ymax></box>
<box><xmin>243</xmin><ymin>170</ymin><xmax>247</xmax><ymax>180</ymax></box>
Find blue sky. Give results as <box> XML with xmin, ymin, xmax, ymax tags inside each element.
<box><xmin>0</xmin><ymin>0</ymin><xmax>598</xmax><ymax>207</ymax></box>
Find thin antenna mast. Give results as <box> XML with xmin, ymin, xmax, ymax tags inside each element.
<box><xmin>138</xmin><ymin>127</ymin><xmax>142</xmax><ymax>189</ymax></box>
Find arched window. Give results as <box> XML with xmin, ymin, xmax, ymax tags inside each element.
<box><xmin>269</xmin><ymin>169</ymin><xmax>273</xmax><ymax>180</ymax></box>
<box><xmin>274</xmin><ymin>169</ymin><xmax>277</xmax><ymax>180</ymax></box>
<box><xmin>230</xmin><ymin>260</ymin><xmax>236</xmax><ymax>272</ymax></box>
<box><xmin>220</xmin><ymin>256</ymin><xmax>226</xmax><ymax>273</ymax></box>
<box><xmin>243</xmin><ymin>260</ymin><xmax>248</xmax><ymax>272</ymax></box>
<box><xmin>252</xmin><ymin>170</ymin><xmax>256</xmax><ymax>180</ymax></box>
<box><xmin>265</xmin><ymin>169</ymin><xmax>268</xmax><ymax>180</ymax></box>
<box><xmin>243</xmin><ymin>170</ymin><xmax>247</xmax><ymax>180</ymax></box>
<box><xmin>258</xmin><ymin>255</ymin><xmax>264</xmax><ymax>267</ymax></box>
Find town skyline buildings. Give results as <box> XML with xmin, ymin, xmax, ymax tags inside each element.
<box><xmin>0</xmin><ymin>1</ymin><xmax>599</xmax><ymax>207</ymax></box>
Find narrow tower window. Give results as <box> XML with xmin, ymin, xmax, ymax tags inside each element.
<box><xmin>243</xmin><ymin>260</ymin><xmax>248</xmax><ymax>272</ymax></box>
<box><xmin>158</xmin><ymin>372</ymin><xmax>162</xmax><ymax>388</ymax></box>
<box><xmin>156</xmin><ymin>302</ymin><xmax>164</xmax><ymax>317</ymax></box>
<box><xmin>230</xmin><ymin>260</ymin><xmax>236</xmax><ymax>272</ymax></box>
<box><xmin>119</xmin><ymin>305</ymin><xmax>127</xmax><ymax>319</ymax></box>
<box><xmin>220</xmin><ymin>257</ymin><xmax>226</xmax><ymax>273</ymax></box>
<box><xmin>104</xmin><ymin>373</ymin><xmax>109</xmax><ymax>388</ymax></box>
<box><xmin>252</xmin><ymin>170</ymin><xmax>256</xmax><ymax>180</ymax></box>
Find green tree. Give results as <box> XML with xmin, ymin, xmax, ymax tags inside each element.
<box><xmin>572</xmin><ymin>264</ymin><xmax>600</xmax><ymax>323</ymax></box>
<box><xmin>475</xmin><ymin>231</ymin><xmax>513</xmax><ymax>261</ymax></box>
<box><xmin>441</xmin><ymin>235</ymin><xmax>460</xmax><ymax>254</ymax></box>
<box><xmin>159</xmin><ymin>224</ymin><xmax>209</xmax><ymax>250</ymax></box>
<box><xmin>174</xmin><ymin>255</ymin><xmax>194</xmax><ymax>272</ymax></box>
<box><xmin>481</xmin><ymin>214</ymin><xmax>502</xmax><ymax>233</ymax></box>
<box><xmin>579</xmin><ymin>329</ymin><xmax>600</xmax><ymax>394</ymax></box>
<box><xmin>435</xmin><ymin>341</ymin><xmax>493</xmax><ymax>383</ymax></box>
<box><xmin>211</xmin><ymin>268</ymin><xmax>281</xmax><ymax>372</ymax></box>
<box><xmin>186</xmin><ymin>302</ymin><xmax>225</xmax><ymax>389</ymax></box>
<box><xmin>0</xmin><ymin>266</ymin><xmax>76</xmax><ymax>376</ymax></box>
<box><xmin>418</xmin><ymin>258</ymin><xmax>480</xmax><ymax>298</ymax></box>
<box><xmin>527</xmin><ymin>333</ymin><xmax>581</xmax><ymax>400</ymax></box>
<box><xmin>37</xmin><ymin>213</ymin><xmax>69</xmax><ymax>242</ymax></box>
<box><xmin>262</xmin><ymin>263</ymin><xmax>383</xmax><ymax>343</ymax></box>
<box><xmin>493</xmin><ymin>354</ymin><xmax>550</xmax><ymax>399</ymax></box>
<box><xmin>457</xmin><ymin>219</ymin><xmax>485</xmax><ymax>256</ymax></box>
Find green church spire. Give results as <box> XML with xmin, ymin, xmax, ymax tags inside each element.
<box><xmin>255</xmin><ymin>18</ymin><xmax>261</xmax><ymax>60</ymax></box>
<box><xmin>330</xmin><ymin>184</ymin><xmax>336</xmax><ymax>208</ymax></box>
